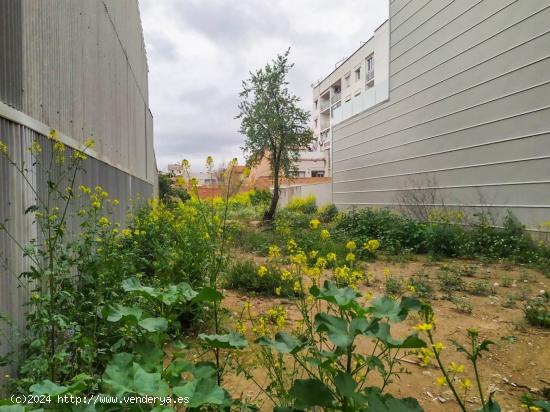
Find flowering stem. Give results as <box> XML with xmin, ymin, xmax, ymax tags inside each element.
<box><xmin>427</xmin><ymin>330</ymin><xmax>468</xmax><ymax>412</ymax></box>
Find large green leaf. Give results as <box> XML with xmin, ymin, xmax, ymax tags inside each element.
<box><xmin>103</xmin><ymin>304</ymin><xmax>142</xmax><ymax>323</ymax></box>
<box><xmin>256</xmin><ymin>332</ymin><xmax>306</xmax><ymax>354</ymax></box>
<box><xmin>138</xmin><ymin>317</ymin><xmax>168</xmax><ymax>332</ymax></box>
<box><xmin>314</xmin><ymin>313</ymin><xmax>353</xmax><ymax>348</ymax></box>
<box><xmin>122</xmin><ymin>277</ymin><xmax>157</xmax><ymax>298</ymax></box>
<box><xmin>368</xmin><ymin>297</ymin><xmax>421</xmax><ymax>322</ymax></box>
<box><xmin>334</xmin><ymin>372</ymin><xmax>357</xmax><ymax>397</ymax></box>
<box><xmin>366</xmin><ymin>322</ymin><xmax>426</xmax><ymax>349</ymax></box>
<box><xmin>194</xmin><ymin>287</ymin><xmax>223</xmax><ymax>302</ymax></box>
<box><xmin>289</xmin><ymin>379</ymin><xmax>334</xmax><ymax>409</ymax></box>
<box><xmin>310</xmin><ymin>281</ymin><xmax>360</xmax><ymax>309</ymax></box>
<box><xmin>173</xmin><ymin>378</ymin><xmax>227</xmax><ymax>408</ymax></box>
<box><xmin>30</xmin><ymin>380</ymin><xmax>68</xmax><ymax>396</ymax></box>
<box><xmin>160</xmin><ymin>282</ymin><xmax>197</xmax><ymax>305</ymax></box>
<box><xmin>0</xmin><ymin>406</ymin><xmax>26</xmax><ymax>412</ymax></box>
<box><xmin>102</xmin><ymin>353</ymin><xmax>168</xmax><ymax>397</ymax></box>
<box><xmin>365</xmin><ymin>388</ymin><xmax>424</xmax><ymax>411</ymax></box>
<box><xmin>198</xmin><ymin>332</ymin><xmax>247</xmax><ymax>349</ymax></box>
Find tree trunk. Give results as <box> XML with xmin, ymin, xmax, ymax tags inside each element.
<box><xmin>264</xmin><ymin>171</ymin><xmax>279</xmax><ymax>221</ymax></box>
<box><xmin>264</xmin><ymin>186</ymin><xmax>279</xmax><ymax>221</ymax></box>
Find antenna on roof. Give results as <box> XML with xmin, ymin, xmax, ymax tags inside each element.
<box><xmin>334</xmin><ymin>56</ymin><xmax>346</xmax><ymax>68</ymax></box>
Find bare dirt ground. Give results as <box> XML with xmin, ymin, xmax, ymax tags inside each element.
<box><xmin>220</xmin><ymin>253</ymin><xmax>550</xmax><ymax>411</ymax></box>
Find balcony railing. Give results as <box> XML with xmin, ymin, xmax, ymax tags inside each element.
<box><xmin>331</xmin><ymin>92</ymin><xmax>341</xmax><ymax>104</ymax></box>
<box><xmin>320</xmin><ymin>99</ymin><xmax>330</xmax><ymax>112</ymax></box>
<box><xmin>366</xmin><ymin>70</ymin><xmax>375</xmax><ymax>82</ymax></box>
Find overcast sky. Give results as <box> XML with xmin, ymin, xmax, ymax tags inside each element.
<box><xmin>139</xmin><ymin>0</ymin><xmax>388</xmax><ymax>172</ymax></box>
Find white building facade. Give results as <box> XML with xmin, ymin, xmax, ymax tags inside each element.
<box><xmin>311</xmin><ymin>20</ymin><xmax>390</xmax><ymax>173</ymax></box>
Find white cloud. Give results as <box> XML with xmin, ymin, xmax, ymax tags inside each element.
<box><xmin>139</xmin><ymin>0</ymin><xmax>388</xmax><ymax>171</ymax></box>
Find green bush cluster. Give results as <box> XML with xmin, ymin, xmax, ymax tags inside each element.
<box><xmin>524</xmin><ymin>293</ymin><xmax>550</xmax><ymax>328</ymax></box>
<box><xmin>222</xmin><ymin>259</ymin><xmax>294</xmax><ymax>297</ymax></box>
<box><xmin>336</xmin><ymin>208</ymin><xmax>550</xmax><ymax>265</ymax></box>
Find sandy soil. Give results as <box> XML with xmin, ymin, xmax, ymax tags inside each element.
<box><xmin>219</xmin><ymin>254</ymin><xmax>550</xmax><ymax>412</ymax></box>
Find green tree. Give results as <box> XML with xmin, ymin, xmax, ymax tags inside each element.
<box><xmin>238</xmin><ymin>48</ymin><xmax>312</xmax><ymax>221</ymax></box>
<box><xmin>158</xmin><ymin>172</ymin><xmax>190</xmax><ymax>204</ymax></box>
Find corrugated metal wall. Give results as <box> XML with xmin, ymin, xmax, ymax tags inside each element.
<box><xmin>20</xmin><ymin>0</ymin><xmax>154</xmax><ymax>184</ymax></box>
<box><xmin>332</xmin><ymin>0</ymin><xmax>550</xmax><ymax>231</ymax></box>
<box><xmin>0</xmin><ymin>0</ymin><xmax>156</xmax><ymax>380</ymax></box>
<box><xmin>0</xmin><ymin>119</ymin><xmax>153</xmax><ymax>379</ymax></box>
<box><xmin>0</xmin><ymin>0</ymin><xmax>23</xmax><ymax>109</ymax></box>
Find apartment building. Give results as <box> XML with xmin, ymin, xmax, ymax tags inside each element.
<box><xmin>330</xmin><ymin>0</ymin><xmax>550</xmax><ymax>233</ymax></box>
<box><xmin>311</xmin><ymin>20</ymin><xmax>390</xmax><ymax>174</ymax></box>
<box><xmin>0</xmin><ymin>0</ymin><xmax>156</xmax><ymax>376</ymax></box>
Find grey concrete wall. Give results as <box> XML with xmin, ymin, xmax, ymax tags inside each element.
<box><xmin>279</xmin><ymin>183</ymin><xmax>333</xmax><ymax>208</ymax></box>
<box><xmin>332</xmin><ymin>0</ymin><xmax>550</xmax><ymax>231</ymax></box>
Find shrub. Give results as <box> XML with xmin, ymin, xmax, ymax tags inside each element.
<box><xmin>285</xmin><ymin>195</ymin><xmax>317</xmax><ymax>214</ymax></box>
<box><xmin>524</xmin><ymin>293</ymin><xmax>550</xmax><ymax>328</ymax></box>
<box><xmin>222</xmin><ymin>260</ymin><xmax>294</xmax><ymax>296</ymax></box>
<box><xmin>407</xmin><ymin>272</ymin><xmax>433</xmax><ymax>298</ymax></box>
<box><xmin>249</xmin><ymin>188</ymin><xmax>272</xmax><ymax>207</ymax></box>
<box><xmin>385</xmin><ymin>276</ymin><xmax>404</xmax><ymax>296</ymax></box>
<box><xmin>335</xmin><ymin>208</ymin><xmax>425</xmax><ymax>255</ymax></box>
<box><xmin>316</xmin><ymin>203</ymin><xmax>338</xmax><ymax>223</ymax></box>
<box><xmin>439</xmin><ymin>270</ymin><xmax>464</xmax><ymax>296</ymax></box>
<box><xmin>469</xmin><ymin>280</ymin><xmax>494</xmax><ymax>296</ymax></box>
<box><xmin>424</xmin><ymin>222</ymin><xmax>465</xmax><ymax>258</ymax></box>
<box><xmin>452</xmin><ymin>296</ymin><xmax>473</xmax><ymax>314</ymax></box>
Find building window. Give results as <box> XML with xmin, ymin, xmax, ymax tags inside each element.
<box><xmin>354</xmin><ymin>67</ymin><xmax>361</xmax><ymax>81</ymax></box>
<box><xmin>314</xmin><ymin>118</ymin><xmax>318</xmax><ymax>128</ymax></box>
<box><xmin>344</xmin><ymin>74</ymin><xmax>351</xmax><ymax>88</ymax></box>
<box><xmin>312</xmin><ymin>170</ymin><xmax>325</xmax><ymax>177</ymax></box>
<box><xmin>367</xmin><ymin>55</ymin><xmax>374</xmax><ymax>72</ymax></box>
<box><xmin>314</xmin><ymin>99</ymin><xmax>318</xmax><ymax>109</ymax></box>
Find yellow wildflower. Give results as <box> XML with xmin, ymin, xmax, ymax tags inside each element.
<box><xmin>432</xmin><ymin>342</ymin><xmax>445</xmax><ymax>354</ymax></box>
<box><xmin>320</xmin><ymin>229</ymin><xmax>331</xmax><ymax>240</ymax></box>
<box><xmin>122</xmin><ymin>228</ymin><xmax>132</xmax><ymax>237</ymax></box>
<box><xmin>48</xmin><ymin>129</ymin><xmax>60</xmax><ymax>141</ymax></box>
<box><xmin>54</xmin><ymin>141</ymin><xmax>65</xmax><ymax>153</ymax></box>
<box><xmin>30</xmin><ymin>140</ymin><xmax>42</xmax><ymax>154</ymax></box>
<box><xmin>345</xmin><ymin>252</ymin><xmax>355</xmax><ymax>262</ymax></box>
<box><xmin>79</xmin><ymin>185</ymin><xmax>91</xmax><ymax>194</ymax></box>
<box><xmin>449</xmin><ymin>362</ymin><xmax>464</xmax><ymax>373</ymax></box>
<box><xmin>91</xmin><ymin>200</ymin><xmax>101</xmax><ymax>209</ymax></box>
<box><xmin>0</xmin><ymin>141</ymin><xmax>8</xmax><ymax>156</ymax></box>
<box><xmin>315</xmin><ymin>257</ymin><xmax>327</xmax><ymax>269</ymax></box>
<box><xmin>345</xmin><ymin>240</ymin><xmax>357</xmax><ymax>251</ymax></box>
<box><xmin>363</xmin><ymin>239</ymin><xmax>380</xmax><ymax>251</ymax></box>
<box><xmin>257</xmin><ymin>265</ymin><xmax>268</xmax><ymax>278</ymax></box>
<box><xmin>280</xmin><ymin>269</ymin><xmax>292</xmax><ymax>281</ymax></box>
<box><xmin>436</xmin><ymin>376</ymin><xmax>447</xmax><ymax>386</ymax></box>
<box><xmin>112</xmin><ymin>199</ymin><xmax>120</xmax><ymax>206</ymax></box>
<box><xmin>326</xmin><ymin>252</ymin><xmax>337</xmax><ymax>262</ymax></box>
<box><xmin>407</xmin><ymin>285</ymin><xmax>417</xmax><ymax>293</ymax></box>
<box><xmin>414</xmin><ymin>323</ymin><xmax>433</xmax><ymax>331</ymax></box>
<box><xmin>275</xmin><ymin>287</ymin><xmax>282</xmax><ymax>296</ymax></box>
<box><xmin>236</xmin><ymin>322</ymin><xmax>247</xmax><ymax>334</ymax></box>
<box><xmin>287</xmin><ymin>239</ymin><xmax>298</xmax><ymax>252</ymax></box>
<box><xmin>85</xmin><ymin>138</ymin><xmax>95</xmax><ymax>148</ymax></box>
<box><xmin>291</xmin><ymin>251</ymin><xmax>307</xmax><ymax>266</ymax></box>
<box><xmin>293</xmin><ymin>281</ymin><xmax>302</xmax><ymax>293</ymax></box>
<box><xmin>268</xmin><ymin>245</ymin><xmax>280</xmax><ymax>260</ymax></box>
<box><xmin>98</xmin><ymin>217</ymin><xmax>110</xmax><ymax>227</ymax></box>
<box><xmin>309</xmin><ymin>219</ymin><xmax>321</xmax><ymax>230</ymax></box>
<box><xmin>73</xmin><ymin>150</ymin><xmax>87</xmax><ymax>160</ymax></box>
<box><xmin>383</xmin><ymin>268</ymin><xmax>392</xmax><ymax>278</ymax></box>
<box><xmin>459</xmin><ymin>379</ymin><xmax>472</xmax><ymax>390</ymax></box>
